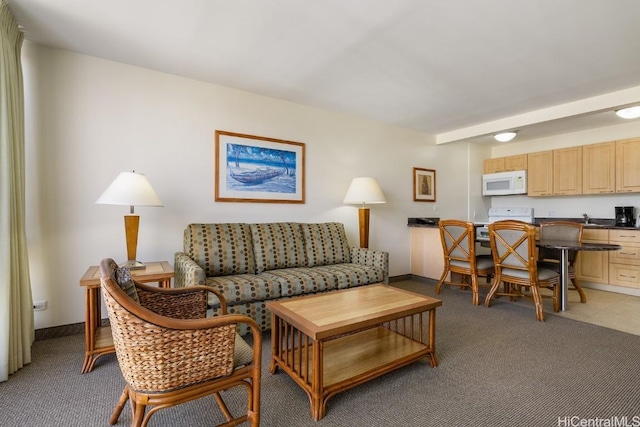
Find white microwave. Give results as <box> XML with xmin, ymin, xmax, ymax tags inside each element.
<box><xmin>482</xmin><ymin>170</ymin><xmax>527</xmax><ymax>196</ymax></box>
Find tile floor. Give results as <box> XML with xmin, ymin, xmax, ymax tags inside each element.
<box><xmin>403</xmin><ymin>279</ymin><xmax>640</xmax><ymax>336</ymax></box>
<box><xmin>553</xmin><ymin>287</ymin><xmax>640</xmax><ymax>336</ymax></box>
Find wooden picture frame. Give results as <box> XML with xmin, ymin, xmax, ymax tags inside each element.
<box><xmin>413</xmin><ymin>167</ymin><xmax>436</xmax><ymax>202</ymax></box>
<box><xmin>215</xmin><ymin>130</ymin><xmax>305</xmax><ymax>203</ymax></box>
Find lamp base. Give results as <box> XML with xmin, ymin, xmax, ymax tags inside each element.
<box><xmin>121</xmin><ymin>260</ymin><xmax>146</xmax><ymax>270</ymax></box>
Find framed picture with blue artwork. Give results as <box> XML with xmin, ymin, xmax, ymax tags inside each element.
<box><xmin>215</xmin><ymin>130</ymin><xmax>306</xmax><ymax>203</ymax></box>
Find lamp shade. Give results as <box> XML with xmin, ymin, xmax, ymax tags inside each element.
<box><xmin>96</xmin><ymin>171</ymin><xmax>163</xmax><ymax>208</ymax></box>
<box><xmin>343</xmin><ymin>177</ymin><xmax>387</xmax><ymax>205</ymax></box>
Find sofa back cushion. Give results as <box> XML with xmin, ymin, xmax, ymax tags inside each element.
<box><xmin>300</xmin><ymin>222</ymin><xmax>351</xmax><ymax>267</ymax></box>
<box><xmin>183</xmin><ymin>223</ymin><xmax>255</xmax><ymax>276</ymax></box>
<box><xmin>250</xmin><ymin>223</ymin><xmax>307</xmax><ymax>273</ymax></box>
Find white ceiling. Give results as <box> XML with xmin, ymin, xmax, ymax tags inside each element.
<box><xmin>8</xmin><ymin>0</ymin><xmax>640</xmax><ymax>145</ymax></box>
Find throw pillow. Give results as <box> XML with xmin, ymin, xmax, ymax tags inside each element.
<box><xmin>114</xmin><ymin>265</ymin><xmax>140</xmax><ymax>303</ymax></box>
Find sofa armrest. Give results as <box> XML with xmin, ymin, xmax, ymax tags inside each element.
<box><xmin>350</xmin><ymin>247</ymin><xmax>389</xmax><ymax>284</ymax></box>
<box><xmin>174</xmin><ymin>252</ymin><xmax>207</xmax><ymax>288</ymax></box>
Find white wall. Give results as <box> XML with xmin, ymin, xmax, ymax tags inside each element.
<box><xmin>489</xmin><ymin>122</ymin><xmax>640</xmax><ymax>219</ymax></box>
<box><xmin>22</xmin><ymin>43</ymin><xmax>475</xmax><ymax>329</ymax></box>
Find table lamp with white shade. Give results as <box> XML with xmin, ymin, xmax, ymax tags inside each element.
<box><xmin>343</xmin><ymin>177</ymin><xmax>386</xmax><ymax>248</ymax></box>
<box><xmin>96</xmin><ymin>171</ymin><xmax>163</xmax><ymax>270</ymax></box>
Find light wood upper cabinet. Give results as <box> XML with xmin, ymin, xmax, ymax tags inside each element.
<box><xmin>503</xmin><ymin>154</ymin><xmax>527</xmax><ymax>171</ymax></box>
<box><xmin>582</xmin><ymin>141</ymin><xmax>615</xmax><ymax>194</ymax></box>
<box><xmin>553</xmin><ymin>146</ymin><xmax>582</xmax><ymax>195</ymax></box>
<box><xmin>616</xmin><ymin>137</ymin><xmax>640</xmax><ymax>193</ymax></box>
<box><xmin>484</xmin><ymin>135</ymin><xmax>640</xmax><ymax>197</ymax></box>
<box><xmin>527</xmin><ymin>151</ymin><xmax>553</xmax><ymax>196</ymax></box>
<box><xmin>483</xmin><ymin>154</ymin><xmax>527</xmax><ymax>174</ymax></box>
<box><xmin>483</xmin><ymin>158</ymin><xmax>505</xmax><ymax>174</ymax></box>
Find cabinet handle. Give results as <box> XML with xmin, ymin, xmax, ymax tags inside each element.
<box><xmin>619</xmin><ymin>235</ymin><xmax>637</xmax><ymax>239</ymax></box>
<box><xmin>618</xmin><ymin>252</ymin><xmax>638</xmax><ymax>256</ymax></box>
<box><xmin>620</xmin><ymin>275</ymin><xmax>637</xmax><ymax>279</ymax></box>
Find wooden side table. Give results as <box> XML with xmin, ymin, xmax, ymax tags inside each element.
<box><xmin>79</xmin><ymin>261</ymin><xmax>174</xmax><ymax>373</ymax></box>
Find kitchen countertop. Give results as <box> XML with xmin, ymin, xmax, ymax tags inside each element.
<box><xmin>407</xmin><ymin>217</ymin><xmax>639</xmax><ymax>230</ymax></box>
<box><xmin>407</xmin><ymin>217</ymin><xmax>440</xmax><ymax>227</ymax></box>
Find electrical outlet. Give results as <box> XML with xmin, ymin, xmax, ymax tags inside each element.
<box><xmin>33</xmin><ymin>300</ymin><xmax>47</xmax><ymax>311</ymax></box>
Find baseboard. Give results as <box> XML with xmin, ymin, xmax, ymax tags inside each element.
<box><xmin>389</xmin><ymin>274</ymin><xmax>412</xmax><ymax>283</ymax></box>
<box><xmin>34</xmin><ymin>319</ymin><xmax>109</xmax><ymax>341</ymax></box>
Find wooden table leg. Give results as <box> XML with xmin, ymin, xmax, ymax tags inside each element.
<box><xmin>269</xmin><ymin>314</ymin><xmax>280</xmax><ymax>375</ymax></box>
<box><xmin>81</xmin><ymin>287</ymin><xmax>97</xmax><ymax>373</ymax></box>
<box><xmin>427</xmin><ymin>308</ymin><xmax>438</xmax><ymax>367</ymax></box>
<box><xmin>310</xmin><ymin>340</ymin><xmax>325</xmax><ymax>421</ymax></box>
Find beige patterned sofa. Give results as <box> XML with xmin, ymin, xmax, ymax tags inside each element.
<box><xmin>174</xmin><ymin>222</ymin><xmax>389</xmax><ymax>333</ymax></box>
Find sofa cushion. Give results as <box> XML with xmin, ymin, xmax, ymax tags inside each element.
<box><xmin>184</xmin><ymin>223</ymin><xmax>255</xmax><ymax>277</ymax></box>
<box><xmin>205</xmin><ymin>273</ymin><xmax>282</xmax><ymax>305</ymax></box>
<box><xmin>250</xmin><ymin>223</ymin><xmax>307</xmax><ymax>274</ymax></box>
<box><xmin>300</xmin><ymin>223</ymin><xmax>351</xmax><ymax>267</ymax></box>
<box><xmin>261</xmin><ymin>267</ymin><xmax>337</xmax><ymax>297</ymax></box>
<box><xmin>313</xmin><ymin>264</ymin><xmax>386</xmax><ymax>289</ymax></box>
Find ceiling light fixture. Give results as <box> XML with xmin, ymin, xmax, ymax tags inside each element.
<box><xmin>615</xmin><ymin>106</ymin><xmax>640</xmax><ymax>119</ymax></box>
<box><xmin>494</xmin><ymin>131</ymin><xmax>517</xmax><ymax>142</ymax></box>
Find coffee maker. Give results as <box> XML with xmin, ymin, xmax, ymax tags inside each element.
<box><xmin>615</xmin><ymin>206</ymin><xmax>634</xmax><ymax>227</ymax></box>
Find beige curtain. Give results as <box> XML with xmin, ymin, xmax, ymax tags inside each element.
<box><xmin>0</xmin><ymin>0</ymin><xmax>33</xmax><ymax>382</ymax></box>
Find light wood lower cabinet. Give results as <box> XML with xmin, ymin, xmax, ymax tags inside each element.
<box><xmin>410</xmin><ymin>227</ymin><xmax>445</xmax><ymax>280</ymax></box>
<box><xmin>576</xmin><ymin>229</ymin><xmax>609</xmax><ymax>284</ymax></box>
<box><xmin>576</xmin><ymin>228</ymin><xmax>640</xmax><ymax>291</ymax></box>
<box><xmin>609</xmin><ymin>229</ymin><xmax>640</xmax><ymax>289</ymax></box>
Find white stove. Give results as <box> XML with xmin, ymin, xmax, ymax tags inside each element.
<box><xmin>475</xmin><ymin>207</ymin><xmax>535</xmax><ymax>241</ymax></box>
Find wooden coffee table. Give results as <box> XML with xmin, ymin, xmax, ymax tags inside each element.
<box><xmin>267</xmin><ymin>284</ymin><xmax>442</xmax><ymax>420</ymax></box>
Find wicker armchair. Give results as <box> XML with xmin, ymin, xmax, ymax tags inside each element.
<box><xmin>99</xmin><ymin>258</ymin><xmax>261</xmax><ymax>427</ymax></box>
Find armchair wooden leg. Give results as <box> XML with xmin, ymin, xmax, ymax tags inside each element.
<box><xmin>132</xmin><ymin>400</ymin><xmax>145</xmax><ymax>427</ymax></box>
<box><xmin>214</xmin><ymin>391</ymin><xmax>233</xmax><ymax>422</ymax></box>
<box><xmin>109</xmin><ymin>385</ymin><xmax>129</xmax><ymax>425</ymax></box>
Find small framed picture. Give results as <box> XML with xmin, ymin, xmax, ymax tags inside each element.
<box><xmin>413</xmin><ymin>167</ymin><xmax>436</xmax><ymax>202</ymax></box>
